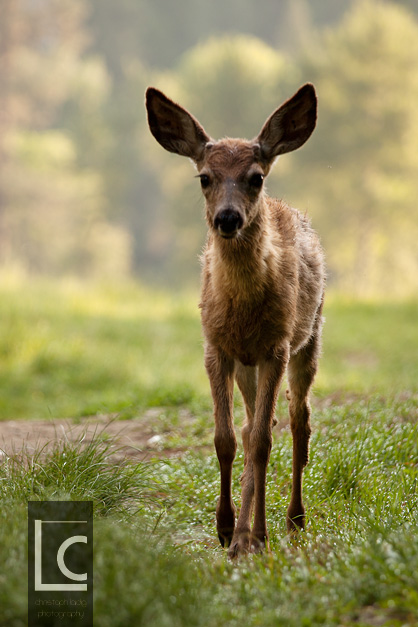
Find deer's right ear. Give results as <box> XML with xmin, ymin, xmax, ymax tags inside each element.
<box><xmin>146</xmin><ymin>88</ymin><xmax>211</xmax><ymax>162</ymax></box>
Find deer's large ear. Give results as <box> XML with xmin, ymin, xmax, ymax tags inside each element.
<box><xmin>146</xmin><ymin>88</ymin><xmax>211</xmax><ymax>162</ymax></box>
<box><xmin>256</xmin><ymin>84</ymin><xmax>317</xmax><ymax>163</ymax></box>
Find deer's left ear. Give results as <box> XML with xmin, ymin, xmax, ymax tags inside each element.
<box><xmin>146</xmin><ymin>87</ymin><xmax>211</xmax><ymax>162</ymax></box>
<box><xmin>256</xmin><ymin>83</ymin><xmax>317</xmax><ymax>163</ymax></box>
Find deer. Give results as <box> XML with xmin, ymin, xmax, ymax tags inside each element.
<box><xmin>145</xmin><ymin>84</ymin><xmax>325</xmax><ymax>559</ymax></box>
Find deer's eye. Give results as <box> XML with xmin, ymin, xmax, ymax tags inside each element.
<box><xmin>248</xmin><ymin>173</ymin><xmax>264</xmax><ymax>189</ymax></box>
<box><xmin>199</xmin><ymin>174</ymin><xmax>211</xmax><ymax>189</ymax></box>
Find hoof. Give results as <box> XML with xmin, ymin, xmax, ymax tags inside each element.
<box><xmin>227</xmin><ymin>532</ymin><xmax>267</xmax><ymax>559</ymax></box>
<box><xmin>228</xmin><ymin>535</ymin><xmax>250</xmax><ymax>560</ymax></box>
<box><xmin>216</xmin><ymin>501</ymin><xmax>236</xmax><ymax>548</ymax></box>
<box><xmin>218</xmin><ymin>529</ymin><xmax>234</xmax><ymax>548</ymax></box>
<box><xmin>286</xmin><ymin>511</ymin><xmax>305</xmax><ymax>534</ymax></box>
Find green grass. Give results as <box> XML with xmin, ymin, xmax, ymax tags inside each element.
<box><xmin>0</xmin><ymin>278</ymin><xmax>417</xmax><ymax>420</ymax></box>
<box><xmin>319</xmin><ymin>295</ymin><xmax>418</xmax><ymax>395</ymax></box>
<box><xmin>0</xmin><ymin>278</ymin><xmax>209</xmax><ymax>419</ymax></box>
<box><xmin>1</xmin><ymin>397</ymin><xmax>418</xmax><ymax>626</ymax></box>
<box><xmin>1</xmin><ymin>278</ymin><xmax>418</xmax><ymax>626</ymax></box>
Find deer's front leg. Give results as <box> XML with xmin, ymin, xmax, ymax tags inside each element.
<box><xmin>205</xmin><ymin>344</ymin><xmax>237</xmax><ymax>548</ymax></box>
<box><xmin>229</xmin><ymin>346</ymin><xmax>288</xmax><ymax>559</ymax></box>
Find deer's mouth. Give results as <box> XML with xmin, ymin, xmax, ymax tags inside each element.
<box><xmin>218</xmin><ymin>229</ymin><xmax>239</xmax><ymax>240</ymax></box>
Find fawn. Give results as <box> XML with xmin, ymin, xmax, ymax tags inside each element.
<box><xmin>146</xmin><ymin>84</ymin><xmax>325</xmax><ymax>558</ymax></box>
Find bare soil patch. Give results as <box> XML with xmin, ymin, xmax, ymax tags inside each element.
<box><xmin>0</xmin><ymin>411</ymin><xmax>188</xmax><ymax>462</ymax></box>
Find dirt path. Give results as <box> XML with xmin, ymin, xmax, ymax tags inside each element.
<box><xmin>0</xmin><ymin>410</ymin><xmax>187</xmax><ymax>462</ymax></box>
<box><xmin>0</xmin><ymin>392</ymin><xmax>395</xmax><ymax>464</ymax></box>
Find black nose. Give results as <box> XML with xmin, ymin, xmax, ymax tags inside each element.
<box><xmin>214</xmin><ymin>208</ymin><xmax>243</xmax><ymax>236</ymax></box>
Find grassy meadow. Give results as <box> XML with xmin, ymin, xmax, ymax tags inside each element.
<box><xmin>1</xmin><ymin>278</ymin><xmax>418</xmax><ymax>626</ymax></box>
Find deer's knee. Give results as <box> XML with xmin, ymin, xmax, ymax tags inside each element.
<box><xmin>250</xmin><ymin>428</ymin><xmax>272</xmax><ymax>467</ymax></box>
<box><xmin>289</xmin><ymin>398</ymin><xmax>312</xmax><ymax>433</ymax></box>
<box><xmin>214</xmin><ymin>429</ymin><xmax>237</xmax><ymax>465</ymax></box>
<box><xmin>241</xmin><ymin>421</ymin><xmax>252</xmax><ymax>450</ymax></box>
<box><xmin>289</xmin><ymin>400</ymin><xmax>312</xmax><ymax>468</ymax></box>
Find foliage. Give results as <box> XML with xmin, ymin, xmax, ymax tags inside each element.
<box><xmin>87</xmin><ymin>0</ymin><xmax>317</xmax><ymax>72</ymax></box>
<box><xmin>175</xmin><ymin>35</ymin><xmax>289</xmax><ymax>139</ymax></box>
<box><xmin>0</xmin><ymin>0</ymin><xmax>131</xmax><ymax>279</ymax></box>
<box><xmin>1</xmin><ymin>396</ymin><xmax>418</xmax><ymax>625</ymax></box>
<box><xmin>283</xmin><ymin>0</ymin><xmax>418</xmax><ymax>294</ymax></box>
<box><xmin>1</xmin><ymin>0</ymin><xmax>418</xmax><ymax>293</ymax></box>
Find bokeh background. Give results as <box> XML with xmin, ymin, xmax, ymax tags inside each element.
<box><xmin>1</xmin><ymin>0</ymin><xmax>418</xmax><ymax>295</ymax></box>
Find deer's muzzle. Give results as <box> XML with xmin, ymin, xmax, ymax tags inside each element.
<box><xmin>214</xmin><ymin>208</ymin><xmax>244</xmax><ymax>238</ymax></box>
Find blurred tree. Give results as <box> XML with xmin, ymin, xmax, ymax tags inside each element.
<box><xmin>0</xmin><ymin>0</ymin><xmax>132</xmax><ymax>278</ymax></box>
<box><xmin>0</xmin><ymin>0</ymin><xmax>17</xmax><ymax>249</ymax></box>
<box><xmin>0</xmin><ymin>0</ymin><xmax>87</xmax><ymax>266</ymax></box>
<box><xmin>176</xmin><ymin>35</ymin><xmax>289</xmax><ymax>138</ymax></box>
<box><xmin>2</xmin><ymin>0</ymin><xmax>418</xmax><ymax>292</ymax></box>
<box><xmin>391</xmin><ymin>0</ymin><xmax>418</xmax><ymax>16</ymax></box>
<box><xmin>89</xmin><ymin>61</ymin><xmax>170</xmax><ymax>278</ymax></box>
<box><xmin>2</xmin><ymin>130</ymin><xmax>130</xmax><ymax>277</ymax></box>
<box><xmin>276</xmin><ymin>0</ymin><xmax>418</xmax><ymax>294</ymax></box>
<box><xmin>87</xmin><ymin>0</ymin><xmax>288</xmax><ymax>74</ymax></box>
<box><xmin>86</xmin><ymin>0</ymin><xmax>349</xmax><ymax>75</ymax></box>
<box><xmin>276</xmin><ymin>0</ymin><xmax>313</xmax><ymax>53</ymax></box>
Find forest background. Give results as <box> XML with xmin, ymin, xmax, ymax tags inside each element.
<box><xmin>1</xmin><ymin>0</ymin><xmax>418</xmax><ymax>296</ymax></box>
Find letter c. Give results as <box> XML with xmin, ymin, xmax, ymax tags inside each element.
<box><xmin>56</xmin><ymin>535</ymin><xmax>87</xmax><ymax>581</ymax></box>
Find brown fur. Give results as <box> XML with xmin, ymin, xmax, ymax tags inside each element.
<box><xmin>146</xmin><ymin>84</ymin><xmax>325</xmax><ymax>558</ymax></box>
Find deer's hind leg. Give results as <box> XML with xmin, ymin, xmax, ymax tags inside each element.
<box><xmin>286</xmin><ymin>315</ymin><xmax>322</xmax><ymax>533</ymax></box>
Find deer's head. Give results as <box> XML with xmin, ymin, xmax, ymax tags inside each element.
<box><xmin>146</xmin><ymin>85</ymin><xmax>317</xmax><ymax>240</ymax></box>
